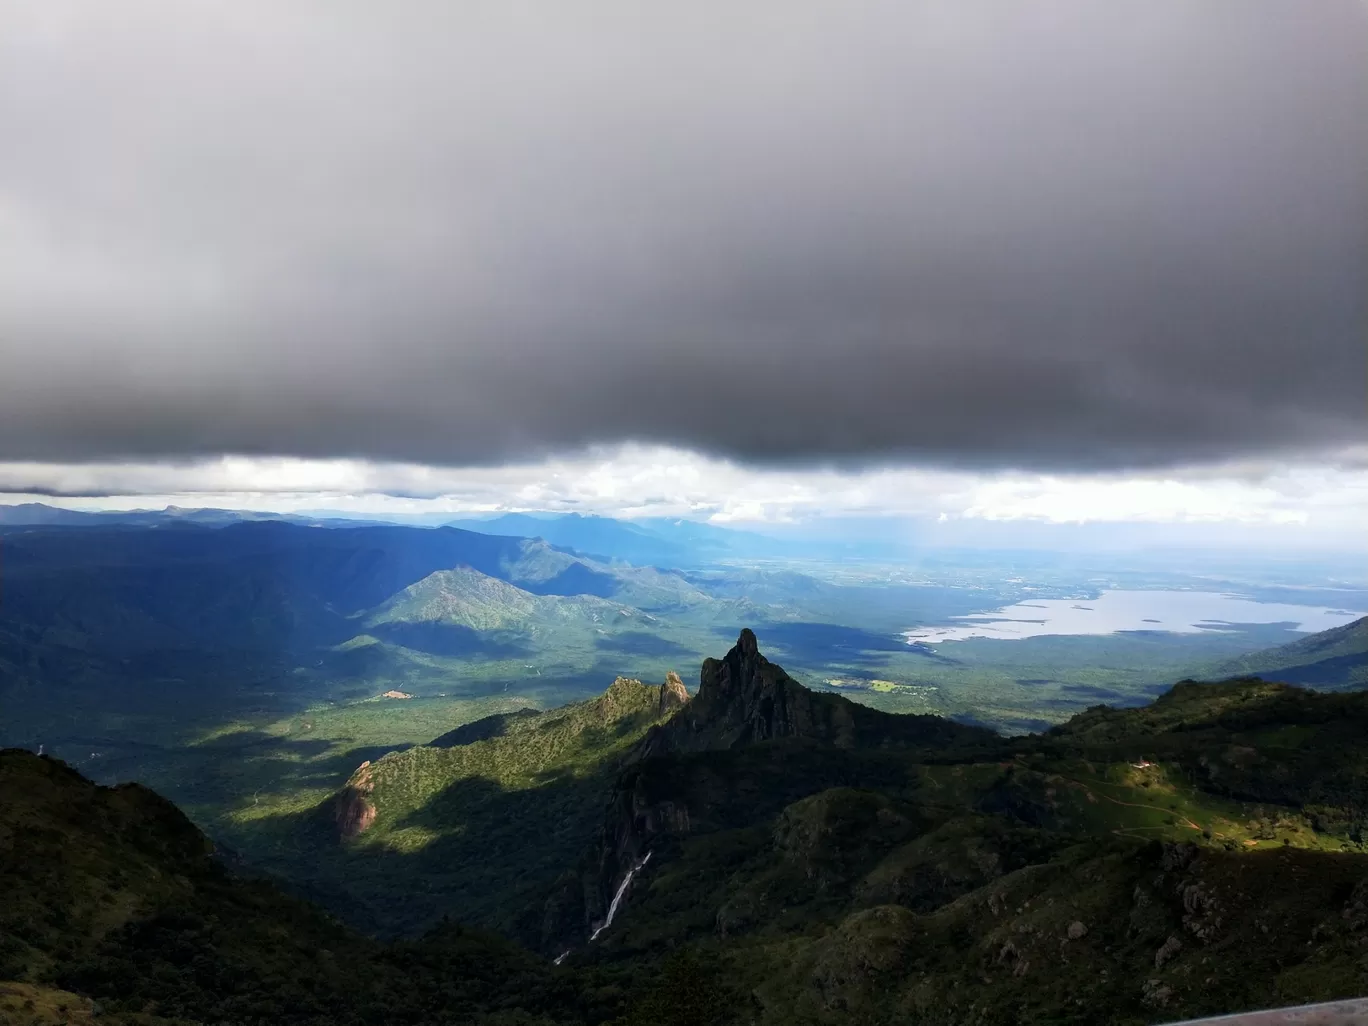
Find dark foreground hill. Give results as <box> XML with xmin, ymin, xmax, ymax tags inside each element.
<box><xmin>8</xmin><ymin>632</ymin><xmax>1368</xmax><ymax>1025</ymax></box>
<box><xmin>524</xmin><ymin>636</ymin><xmax>1368</xmax><ymax>1023</ymax></box>
<box><xmin>0</xmin><ymin>748</ymin><xmax>587</xmax><ymax>1026</ymax></box>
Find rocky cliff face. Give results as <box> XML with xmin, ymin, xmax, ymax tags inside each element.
<box><xmin>659</xmin><ymin>670</ymin><xmax>689</xmax><ymax>715</ymax></box>
<box><xmin>657</xmin><ymin>628</ymin><xmax>857</xmax><ymax>749</ymax></box>
<box><xmin>542</xmin><ymin>630</ymin><xmax>993</xmax><ymax>952</ymax></box>
<box><xmin>333</xmin><ymin>760</ymin><xmax>377</xmax><ymax>839</ymax></box>
<box><xmin>539</xmin><ymin>768</ymin><xmax>696</xmax><ymax>952</ymax></box>
<box><xmin>648</xmin><ymin>628</ymin><xmax>989</xmax><ymax>755</ymax></box>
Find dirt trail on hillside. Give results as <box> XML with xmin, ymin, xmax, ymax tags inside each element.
<box><xmin>1066</xmin><ymin>777</ymin><xmax>1203</xmax><ymax>832</ymax></box>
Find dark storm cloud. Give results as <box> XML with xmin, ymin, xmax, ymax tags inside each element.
<box><xmin>0</xmin><ymin>0</ymin><xmax>1364</xmax><ymax>471</ymax></box>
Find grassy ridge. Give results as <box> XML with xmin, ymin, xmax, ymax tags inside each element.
<box><xmin>350</xmin><ymin>677</ymin><xmax>668</xmax><ymax>848</ymax></box>
<box><xmin>229</xmin><ymin>677</ymin><xmax>681</xmax><ymax>938</ymax></box>
<box><xmin>8</xmin><ymin>654</ymin><xmax>1368</xmax><ymax>1025</ymax></box>
<box><xmin>545</xmin><ymin>646</ymin><xmax>1368</xmax><ymax>1024</ymax></box>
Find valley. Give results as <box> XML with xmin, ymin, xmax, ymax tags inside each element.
<box><xmin>2</xmin><ymin>512</ymin><xmax>1366</xmax><ymax>1004</ymax></box>
<box><xmin>6</xmin><ymin>626</ymin><xmax>1368</xmax><ymax>1025</ymax></box>
<box><xmin>1</xmin><ymin>507</ymin><xmax>1365</xmax><ymax>1023</ymax></box>
<box><xmin>2</xmin><ymin>513</ymin><xmax>1365</xmax><ymax>882</ymax></box>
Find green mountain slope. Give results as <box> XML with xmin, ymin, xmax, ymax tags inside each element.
<box><xmin>1208</xmin><ymin>615</ymin><xmax>1368</xmax><ymax>689</ymax></box>
<box><xmin>237</xmin><ymin>675</ymin><xmax>690</xmax><ymax>938</ymax></box>
<box><xmin>532</xmin><ymin>633</ymin><xmax>1368</xmax><ymax>1024</ymax></box>
<box><xmin>0</xmin><ymin>749</ymin><xmax>582</xmax><ymax>1026</ymax></box>
<box><xmin>368</xmin><ymin>565</ymin><xmax>652</xmax><ymax>633</ymax></box>
<box><xmin>10</xmin><ymin>627</ymin><xmax>1368</xmax><ymax>1026</ymax></box>
<box><xmin>0</xmin><ymin>522</ymin><xmax>744</xmax><ymax>793</ymax></box>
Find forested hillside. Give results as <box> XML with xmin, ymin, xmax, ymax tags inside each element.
<box><xmin>1210</xmin><ymin>616</ymin><xmax>1367</xmax><ymax>689</ymax></box>
<box><xmin>8</xmin><ymin>631</ymin><xmax>1368</xmax><ymax>1025</ymax></box>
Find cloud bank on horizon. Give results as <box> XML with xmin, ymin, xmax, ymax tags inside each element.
<box><xmin>4</xmin><ymin>446</ymin><xmax>1367</xmax><ymax>550</ymax></box>
<box><xmin>1</xmin><ymin>0</ymin><xmax>1364</xmax><ymax>477</ymax></box>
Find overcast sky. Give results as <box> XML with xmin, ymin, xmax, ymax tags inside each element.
<box><xmin>1</xmin><ymin>2</ymin><xmax>1364</xmax><ymax>532</ymax></box>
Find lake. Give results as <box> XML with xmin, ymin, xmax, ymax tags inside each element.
<box><xmin>903</xmin><ymin>590</ymin><xmax>1366</xmax><ymax>644</ymax></box>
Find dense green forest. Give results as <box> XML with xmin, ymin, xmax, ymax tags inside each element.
<box><xmin>6</xmin><ymin>518</ymin><xmax>1362</xmax><ymax>875</ymax></box>
<box><xmin>6</xmin><ymin>628</ymin><xmax>1368</xmax><ymax>1025</ymax></box>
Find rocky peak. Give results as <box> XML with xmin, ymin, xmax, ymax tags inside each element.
<box><xmin>737</xmin><ymin>625</ymin><xmax>759</xmax><ymax>658</ymax></box>
<box><xmin>659</xmin><ymin>670</ymin><xmax>689</xmax><ymax>714</ymax></box>
<box><xmin>545</xmin><ymin>632</ymin><xmax>996</xmax><ymax>952</ymax></box>
<box><xmin>697</xmin><ymin>627</ymin><xmax>760</xmax><ymax>700</ymax></box>
<box><xmin>649</xmin><ymin>629</ymin><xmax>995</xmax><ymax>755</ymax></box>
<box><xmin>663</xmin><ymin>628</ymin><xmax>858</xmax><ymax>750</ymax></box>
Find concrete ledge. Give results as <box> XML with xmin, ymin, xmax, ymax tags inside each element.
<box><xmin>1159</xmin><ymin>998</ymin><xmax>1368</xmax><ymax>1025</ymax></box>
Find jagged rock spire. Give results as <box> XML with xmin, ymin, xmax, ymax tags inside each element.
<box><xmin>659</xmin><ymin>670</ymin><xmax>689</xmax><ymax>714</ymax></box>
<box><xmin>656</xmin><ymin>628</ymin><xmax>992</xmax><ymax>753</ymax></box>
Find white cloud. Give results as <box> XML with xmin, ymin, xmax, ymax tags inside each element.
<box><xmin>960</xmin><ymin>476</ymin><xmax>1310</xmax><ymax>525</ymax></box>
<box><xmin>1</xmin><ymin>444</ymin><xmax>1364</xmax><ymax>547</ymax></box>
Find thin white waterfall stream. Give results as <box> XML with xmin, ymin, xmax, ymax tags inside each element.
<box><xmin>589</xmin><ymin>851</ymin><xmax>652</xmax><ymax>942</ymax></box>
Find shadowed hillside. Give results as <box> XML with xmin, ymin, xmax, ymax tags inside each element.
<box><xmin>1209</xmin><ymin>616</ymin><xmax>1368</xmax><ymax>690</ymax></box>
<box><xmin>232</xmin><ymin>674</ymin><xmax>691</xmax><ymax>937</ymax></box>
<box><xmin>534</xmin><ymin>633</ymin><xmax>1368</xmax><ymax>1024</ymax></box>
<box><xmin>0</xmin><ymin>748</ymin><xmax>586</xmax><ymax>1026</ymax></box>
<box><xmin>9</xmin><ymin>630</ymin><xmax>1368</xmax><ymax>1025</ymax></box>
<box><xmin>650</xmin><ymin>627</ymin><xmax>997</xmax><ymax>753</ymax></box>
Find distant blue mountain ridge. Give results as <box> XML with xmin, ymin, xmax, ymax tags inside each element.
<box><xmin>0</xmin><ymin>503</ymin><xmax>856</xmax><ymax>564</ymax></box>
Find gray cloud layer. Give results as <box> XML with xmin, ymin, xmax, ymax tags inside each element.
<box><xmin>1</xmin><ymin>1</ymin><xmax>1364</xmax><ymax>470</ymax></box>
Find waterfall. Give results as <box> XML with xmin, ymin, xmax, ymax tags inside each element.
<box><xmin>589</xmin><ymin>851</ymin><xmax>652</xmax><ymax>942</ymax></box>
<box><xmin>553</xmin><ymin>950</ymin><xmax>570</xmax><ymax>966</ymax></box>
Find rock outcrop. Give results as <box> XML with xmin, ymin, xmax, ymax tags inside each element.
<box><xmin>544</xmin><ymin>631</ymin><xmax>994</xmax><ymax>952</ymax></box>
<box><xmin>334</xmin><ymin>760</ymin><xmax>377</xmax><ymax>839</ymax></box>
<box><xmin>659</xmin><ymin>670</ymin><xmax>689</xmax><ymax>715</ymax></box>
<box><xmin>649</xmin><ymin>628</ymin><xmax>991</xmax><ymax>754</ymax></box>
<box><xmin>611</xmin><ymin>629</ymin><xmax>992</xmax><ymax>869</ymax></box>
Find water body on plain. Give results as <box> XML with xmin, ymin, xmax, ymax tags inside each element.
<box><xmin>904</xmin><ymin>590</ymin><xmax>1366</xmax><ymax>644</ymax></box>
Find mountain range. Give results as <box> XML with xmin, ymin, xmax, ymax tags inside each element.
<box><xmin>0</xmin><ymin>502</ymin><xmax>369</xmax><ymax>529</ymax></box>
<box><xmin>0</xmin><ymin>504</ymin><xmax>790</xmax><ymax>565</ymax></box>
<box><xmin>7</xmin><ymin>628</ymin><xmax>1368</xmax><ymax>1025</ymax></box>
<box><xmin>5</xmin><ymin>512</ymin><xmax>1363</xmax><ymax>879</ymax></box>
<box><xmin>9</xmin><ymin>513</ymin><xmax>1104</xmax><ymax>779</ymax></box>
<box><xmin>0</xmin><ymin>503</ymin><xmax>913</xmax><ymax>564</ymax></box>
<box><xmin>0</xmin><ymin>520</ymin><xmax>775</xmax><ymax>741</ymax></box>
<box><xmin>443</xmin><ymin>513</ymin><xmax>742</xmax><ymax>566</ymax></box>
